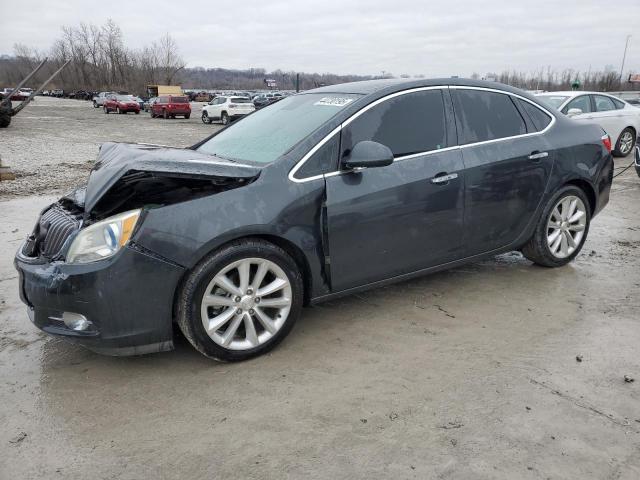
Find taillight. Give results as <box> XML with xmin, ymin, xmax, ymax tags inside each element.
<box><xmin>601</xmin><ymin>134</ymin><xmax>612</xmax><ymax>153</ymax></box>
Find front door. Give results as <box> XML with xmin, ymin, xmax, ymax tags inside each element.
<box><xmin>325</xmin><ymin>89</ymin><xmax>466</xmax><ymax>292</ymax></box>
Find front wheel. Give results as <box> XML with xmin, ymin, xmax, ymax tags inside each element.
<box><xmin>176</xmin><ymin>239</ymin><xmax>303</xmax><ymax>361</ymax></box>
<box><xmin>184</xmin><ymin>114</ymin><xmax>190</xmax><ymax>119</ymax></box>
<box><xmin>221</xmin><ymin>112</ymin><xmax>229</xmax><ymax>125</ymax></box>
<box><xmin>201</xmin><ymin>111</ymin><xmax>211</xmax><ymax>124</ymax></box>
<box><xmin>163</xmin><ymin>109</ymin><xmax>168</xmax><ymax>119</ymax></box>
<box><xmin>93</xmin><ymin>101</ymin><xmax>98</xmax><ymax>108</ymax></box>
<box><xmin>613</xmin><ymin>128</ymin><xmax>636</xmax><ymax>157</ymax></box>
<box><xmin>103</xmin><ymin>106</ymin><xmax>109</xmax><ymax>114</ymax></box>
<box><xmin>522</xmin><ymin>186</ymin><xmax>591</xmax><ymax>267</ymax></box>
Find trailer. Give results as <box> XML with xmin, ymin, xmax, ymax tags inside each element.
<box><xmin>0</xmin><ymin>58</ymin><xmax>70</xmax><ymax>128</ymax></box>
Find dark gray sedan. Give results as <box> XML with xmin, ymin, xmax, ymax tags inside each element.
<box><xmin>15</xmin><ymin>78</ymin><xmax>614</xmax><ymax>361</ymax></box>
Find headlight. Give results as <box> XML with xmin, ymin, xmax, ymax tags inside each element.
<box><xmin>66</xmin><ymin>209</ymin><xmax>141</xmax><ymax>264</ymax></box>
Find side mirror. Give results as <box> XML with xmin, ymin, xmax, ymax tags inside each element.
<box><xmin>567</xmin><ymin>108</ymin><xmax>583</xmax><ymax>117</ymax></box>
<box><xmin>343</xmin><ymin>141</ymin><xmax>394</xmax><ymax>170</ymax></box>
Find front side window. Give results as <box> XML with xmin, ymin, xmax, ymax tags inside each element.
<box><xmin>453</xmin><ymin>90</ymin><xmax>526</xmax><ymax>144</ymax></box>
<box><xmin>562</xmin><ymin>96</ymin><xmax>591</xmax><ymax>114</ymax></box>
<box><xmin>341</xmin><ymin>90</ymin><xmax>447</xmax><ymax>158</ymax></box>
<box><xmin>593</xmin><ymin>95</ymin><xmax>616</xmax><ymax>112</ymax></box>
<box><xmin>197</xmin><ymin>93</ymin><xmax>362</xmax><ymax>164</ymax></box>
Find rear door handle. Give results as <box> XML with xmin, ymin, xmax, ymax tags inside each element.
<box><xmin>528</xmin><ymin>151</ymin><xmax>549</xmax><ymax>160</ymax></box>
<box><xmin>431</xmin><ymin>172</ymin><xmax>458</xmax><ymax>184</ymax></box>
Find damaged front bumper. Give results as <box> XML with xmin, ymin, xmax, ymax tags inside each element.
<box><xmin>14</xmin><ymin>243</ymin><xmax>185</xmax><ymax>356</ymax></box>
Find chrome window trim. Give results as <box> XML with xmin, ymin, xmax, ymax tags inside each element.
<box><xmin>288</xmin><ymin>85</ymin><xmax>556</xmax><ymax>184</ymax></box>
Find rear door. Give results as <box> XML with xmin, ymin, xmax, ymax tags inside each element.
<box><xmin>591</xmin><ymin>94</ymin><xmax>625</xmax><ymax>142</ymax></box>
<box><xmin>325</xmin><ymin>88</ymin><xmax>466</xmax><ymax>291</ymax></box>
<box><xmin>451</xmin><ymin>88</ymin><xmax>555</xmax><ymax>256</ymax></box>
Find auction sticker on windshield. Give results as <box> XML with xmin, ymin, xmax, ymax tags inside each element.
<box><xmin>314</xmin><ymin>97</ymin><xmax>355</xmax><ymax>107</ymax></box>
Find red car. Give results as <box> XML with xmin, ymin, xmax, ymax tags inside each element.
<box><xmin>151</xmin><ymin>95</ymin><xmax>191</xmax><ymax>119</ymax></box>
<box><xmin>103</xmin><ymin>94</ymin><xmax>141</xmax><ymax>114</ymax></box>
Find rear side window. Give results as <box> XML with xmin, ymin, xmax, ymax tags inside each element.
<box><xmin>562</xmin><ymin>96</ymin><xmax>591</xmax><ymax>114</ymax></box>
<box><xmin>612</xmin><ymin>97</ymin><xmax>625</xmax><ymax>109</ymax></box>
<box><xmin>342</xmin><ymin>90</ymin><xmax>447</xmax><ymax>158</ymax></box>
<box><xmin>593</xmin><ymin>95</ymin><xmax>616</xmax><ymax>112</ymax></box>
<box><xmin>453</xmin><ymin>90</ymin><xmax>526</xmax><ymax>144</ymax></box>
<box><xmin>515</xmin><ymin>98</ymin><xmax>552</xmax><ymax>131</ymax></box>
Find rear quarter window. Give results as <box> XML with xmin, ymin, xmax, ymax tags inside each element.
<box><xmin>453</xmin><ymin>90</ymin><xmax>526</xmax><ymax>144</ymax></box>
<box><xmin>515</xmin><ymin>98</ymin><xmax>553</xmax><ymax>132</ymax></box>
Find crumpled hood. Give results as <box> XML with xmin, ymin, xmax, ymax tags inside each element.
<box><xmin>83</xmin><ymin>142</ymin><xmax>261</xmax><ymax>212</ymax></box>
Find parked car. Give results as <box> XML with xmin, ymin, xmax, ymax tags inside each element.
<box><xmin>131</xmin><ymin>96</ymin><xmax>145</xmax><ymax>109</ymax></box>
<box><xmin>537</xmin><ymin>91</ymin><xmax>640</xmax><ymax>157</ymax></box>
<box><xmin>201</xmin><ymin>96</ymin><xmax>255</xmax><ymax>124</ymax></box>
<box><xmin>103</xmin><ymin>94</ymin><xmax>141</xmax><ymax>114</ymax></box>
<box><xmin>143</xmin><ymin>97</ymin><xmax>157</xmax><ymax>112</ymax></box>
<box><xmin>93</xmin><ymin>91</ymin><xmax>115</xmax><ymax>108</ymax></box>
<box><xmin>14</xmin><ymin>79</ymin><xmax>613</xmax><ymax>361</ymax></box>
<box><xmin>253</xmin><ymin>93</ymin><xmax>283</xmax><ymax>109</ymax></box>
<box><xmin>151</xmin><ymin>95</ymin><xmax>191</xmax><ymax>119</ymax></box>
<box><xmin>635</xmin><ymin>146</ymin><xmax>640</xmax><ymax>178</ymax></box>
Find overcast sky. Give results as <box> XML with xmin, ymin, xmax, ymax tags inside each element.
<box><xmin>1</xmin><ymin>0</ymin><xmax>637</xmax><ymax>77</ymax></box>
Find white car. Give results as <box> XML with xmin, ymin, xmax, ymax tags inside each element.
<box><xmin>201</xmin><ymin>95</ymin><xmax>255</xmax><ymax>125</ymax></box>
<box><xmin>537</xmin><ymin>91</ymin><xmax>640</xmax><ymax>157</ymax></box>
<box><xmin>92</xmin><ymin>91</ymin><xmax>115</xmax><ymax>108</ymax></box>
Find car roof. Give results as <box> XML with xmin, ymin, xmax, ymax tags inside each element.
<box><xmin>304</xmin><ymin>78</ymin><xmax>534</xmax><ymax>98</ymax></box>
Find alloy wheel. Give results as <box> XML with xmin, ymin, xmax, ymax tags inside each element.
<box><xmin>546</xmin><ymin>195</ymin><xmax>587</xmax><ymax>259</ymax></box>
<box><xmin>619</xmin><ymin>131</ymin><xmax>634</xmax><ymax>155</ymax></box>
<box><xmin>200</xmin><ymin>258</ymin><xmax>292</xmax><ymax>351</ymax></box>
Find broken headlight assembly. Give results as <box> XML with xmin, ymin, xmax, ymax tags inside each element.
<box><xmin>66</xmin><ymin>209</ymin><xmax>141</xmax><ymax>264</ymax></box>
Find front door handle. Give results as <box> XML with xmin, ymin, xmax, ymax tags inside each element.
<box><xmin>431</xmin><ymin>172</ymin><xmax>458</xmax><ymax>184</ymax></box>
<box><xmin>528</xmin><ymin>151</ymin><xmax>549</xmax><ymax>160</ymax></box>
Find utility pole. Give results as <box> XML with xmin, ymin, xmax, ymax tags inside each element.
<box><xmin>619</xmin><ymin>35</ymin><xmax>631</xmax><ymax>85</ymax></box>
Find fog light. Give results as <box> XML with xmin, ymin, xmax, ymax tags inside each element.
<box><xmin>62</xmin><ymin>312</ymin><xmax>92</xmax><ymax>331</ymax></box>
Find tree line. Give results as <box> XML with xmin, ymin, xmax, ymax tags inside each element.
<box><xmin>0</xmin><ymin>19</ymin><xmax>636</xmax><ymax>95</ymax></box>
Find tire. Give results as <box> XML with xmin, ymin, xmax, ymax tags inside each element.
<box><xmin>117</xmin><ymin>107</ymin><xmax>123</xmax><ymax>114</ymax></box>
<box><xmin>163</xmin><ymin>109</ymin><xmax>168</xmax><ymax>119</ymax></box>
<box><xmin>93</xmin><ymin>101</ymin><xmax>98</xmax><ymax>108</ymax></box>
<box><xmin>150</xmin><ymin>110</ymin><xmax>156</xmax><ymax>118</ymax></box>
<box><xmin>184</xmin><ymin>114</ymin><xmax>190</xmax><ymax>119</ymax></box>
<box><xmin>522</xmin><ymin>185</ymin><xmax>591</xmax><ymax>267</ymax></box>
<box><xmin>134</xmin><ymin>110</ymin><xmax>139</xmax><ymax>115</ymax></box>
<box><xmin>171</xmin><ymin>114</ymin><xmax>176</xmax><ymax>119</ymax></box>
<box><xmin>221</xmin><ymin>112</ymin><xmax>229</xmax><ymax>125</ymax></box>
<box><xmin>201</xmin><ymin>111</ymin><xmax>211</xmax><ymax>124</ymax></box>
<box><xmin>103</xmin><ymin>106</ymin><xmax>108</xmax><ymax>114</ymax></box>
<box><xmin>613</xmin><ymin>127</ymin><xmax>636</xmax><ymax>157</ymax></box>
<box><xmin>176</xmin><ymin>239</ymin><xmax>304</xmax><ymax>361</ymax></box>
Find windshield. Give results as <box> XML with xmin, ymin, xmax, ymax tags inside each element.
<box><xmin>197</xmin><ymin>93</ymin><xmax>362</xmax><ymax>163</ymax></box>
<box><xmin>115</xmin><ymin>95</ymin><xmax>133</xmax><ymax>101</ymax></box>
<box><xmin>537</xmin><ymin>95</ymin><xmax>569</xmax><ymax>109</ymax></box>
<box><xmin>231</xmin><ymin>97</ymin><xmax>251</xmax><ymax>103</ymax></box>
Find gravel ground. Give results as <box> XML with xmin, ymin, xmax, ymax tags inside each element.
<box><xmin>1</xmin><ymin>96</ymin><xmax>639</xmax><ymax>479</ymax></box>
<box><xmin>0</xmin><ymin>96</ymin><xmax>222</xmax><ymax>198</ymax></box>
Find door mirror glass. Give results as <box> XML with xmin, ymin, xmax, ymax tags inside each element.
<box><xmin>567</xmin><ymin>108</ymin><xmax>583</xmax><ymax>117</ymax></box>
<box><xmin>343</xmin><ymin>141</ymin><xmax>394</xmax><ymax>170</ymax></box>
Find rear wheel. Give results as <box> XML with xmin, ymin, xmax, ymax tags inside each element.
<box><xmin>522</xmin><ymin>186</ymin><xmax>591</xmax><ymax>267</ymax></box>
<box><xmin>184</xmin><ymin>114</ymin><xmax>190</xmax><ymax>119</ymax></box>
<box><xmin>176</xmin><ymin>239</ymin><xmax>303</xmax><ymax>361</ymax></box>
<box><xmin>614</xmin><ymin>128</ymin><xmax>636</xmax><ymax>157</ymax></box>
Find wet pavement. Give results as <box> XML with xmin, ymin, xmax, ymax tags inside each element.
<box><xmin>1</xmin><ymin>104</ymin><xmax>639</xmax><ymax>478</ymax></box>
